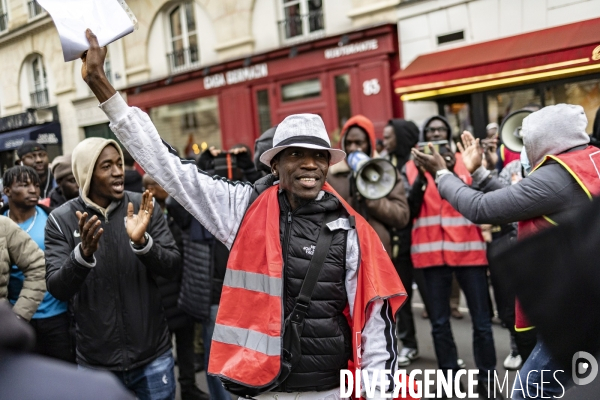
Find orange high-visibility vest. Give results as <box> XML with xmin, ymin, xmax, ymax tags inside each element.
<box><xmin>406</xmin><ymin>154</ymin><xmax>488</xmax><ymax>269</ymax></box>
<box><xmin>515</xmin><ymin>145</ymin><xmax>600</xmax><ymax>331</ymax></box>
<box><xmin>208</xmin><ymin>183</ymin><xmax>407</xmax><ymax>390</ymax></box>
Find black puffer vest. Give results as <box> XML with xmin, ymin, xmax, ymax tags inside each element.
<box><xmin>251</xmin><ymin>177</ymin><xmax>352</xmax><ymax>391</ymax></box>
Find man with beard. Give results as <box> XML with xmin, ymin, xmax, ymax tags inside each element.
<box><xmin>44</xmin><ymin>138</ymin><xmax>182</xmax><ymax>400</ymax></box>
<box><xmin>17</xmin><ymin>141</ymin><xmax>55</xmax><ymax>199</ymax></box>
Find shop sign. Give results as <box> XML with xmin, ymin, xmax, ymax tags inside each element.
<box><xmin>204</xmin><ymin>63</ymin><xmax>269</xmax><ymax>90</ymax></box>
<box><xmin>324</xmin><ymin>39</ymin><xmax>379</xmax><ymax>60</ymax></box>
<box><xmin>0</xmin><ymin>111</ymin><xmax>36</xmax><ymax>133</ymax></box>
<box><xmin>36</xmin><ymin>133</ymin><xmax>60</xmax><ymax>145</ymax></box>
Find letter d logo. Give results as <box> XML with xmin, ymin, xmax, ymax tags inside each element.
<box><xmin>572</xmin><ymin>351</ymin><xmax>598</xmax><ymax>385</ymax></box>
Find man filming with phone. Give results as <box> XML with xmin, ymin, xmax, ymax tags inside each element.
<box><xmin>406</xmin><ymin>116</ymin><xmax>499</xmax><ymax>399</ymax></box>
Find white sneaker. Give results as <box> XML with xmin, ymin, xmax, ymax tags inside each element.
<box><xmin>457</xmin><ymin>358</ymin><xmax>466</xmax><ymax>369</ymax></box>
<box><xmin>398</xmin><ymin>347</ymin><xmax>419</xmax><ymax>367</ymax></box>
<box><xmin>503</xmin><ymin>352</ymin><xmax>522</xmax><ymax>370</ymax></box>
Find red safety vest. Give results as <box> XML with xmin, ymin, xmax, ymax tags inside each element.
<box><xmin>515</xmin><ymin>145</ymin><xmax>600</xmax><ymax>330</ymax></box>
<box><xmin>208</xmin><ymin>183</ymin><xmax>407</xmax><ymax>391</ymax></box>
<box><xmin>406</xmin><ymin>154</ymin><xmax>488</xmax><ymax>269</ymax></box>
<box><xmin>500</xmin><ymin>144</ymin><xmax>521</xmax><ymax>167</ymax></box>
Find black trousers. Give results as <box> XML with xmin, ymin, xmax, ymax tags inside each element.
<box><xmin>29</xmin><ymin>312</ymin><xmax>75</xmax><ymax>363</ymax></box>
<box><xmin>394</xmin><ymin>256</ymin><xmax>430</xmax><ymax>350</ymax></box>
<box><xmin>172</xmin><ymin>322</ymin><xmax>197</xmax><ymax>390</ymax></box>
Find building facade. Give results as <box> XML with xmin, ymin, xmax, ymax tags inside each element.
<box><xmin>0</xmin><ymin>0</ymin><xmax>407</xmax><ymax>172</ymax></box>
<box><xmin>394</xmin><ymin>0</ymin><xmax>600</xmax><ymax>138</ymax></box>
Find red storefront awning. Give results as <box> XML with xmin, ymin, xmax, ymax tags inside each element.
<box><xmin>394</xmin><ymin>18</ymin><xmax>600</xmax><ymax>100</ymax></box>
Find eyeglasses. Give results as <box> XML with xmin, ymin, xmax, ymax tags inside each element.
<box><xmin>425</xmin><ymin>127</ymin><xmax>448</xmax><ymax>134</ymax></box>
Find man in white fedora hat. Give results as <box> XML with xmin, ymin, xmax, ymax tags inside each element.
<box><xmin>80</xmin><ymin>29</ymin><xmax>408</xmax><ymax>399</ymax></box>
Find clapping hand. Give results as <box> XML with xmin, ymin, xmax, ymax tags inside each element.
<box><xmin>126</xmin><ymin>190</ymin><xmax>154</xmax><ymax>246</ymax></box>
<box><xmin>456</xmin><ymin>131</ymin><xmax>483</xmax><ymax>174</ymax></box>
<box><xmin>76</xmin><ymin>211</ymin><xmax>103</xmax><ymax>258</ymax></box>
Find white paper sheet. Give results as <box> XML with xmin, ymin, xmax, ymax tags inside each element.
<box><xmin>37</xmin><ymin>0</ymin><xmax>137</xmax><ymax>62</ymax></box>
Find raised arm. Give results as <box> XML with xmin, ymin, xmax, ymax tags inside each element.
<box><xmin>81</xmin><ymin>30</ymin><xmax>252</xmax><ymax>247</ymax></box>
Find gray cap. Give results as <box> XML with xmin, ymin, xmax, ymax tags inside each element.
<box><xmin>259</xmin><ymin>114</ymin><xmax>346</xmax><ymax>166</ymax></box>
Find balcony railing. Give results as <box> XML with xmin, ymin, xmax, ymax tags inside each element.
<box><xmin>30</xmin><ymin>89</ymin><xmax>49</xmax><ymax>108</ymax></box>
<box><xmin>278</xmin><ymin>10</ymin><xmax>324</xmax><ymax>42</ymax></box>
<box><xmin>0</xmin><ymin>13</ymin><xmax>7</xmax><ymax>32</ymax></box>
<box><xmin>167</xmin><ymin>46</ymin><xmax>200</xmax><ymax>75</ymax></box>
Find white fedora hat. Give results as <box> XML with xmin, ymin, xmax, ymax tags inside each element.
<box><xmin>260</xmin><ymin>114</ymin><xmax>346</xmax><ymax>166</ymax></box>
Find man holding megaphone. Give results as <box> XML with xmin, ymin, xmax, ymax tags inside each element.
<box><xmin>328</xmin><ymin>115</ymin><xmax>410</xmax><ymax>257</ymax></box>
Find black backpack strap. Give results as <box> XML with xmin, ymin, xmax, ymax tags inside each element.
<box><xmin>290</xmin><ymin>210</ymin><xmax>341</xmax><ymax>324</ymax></box>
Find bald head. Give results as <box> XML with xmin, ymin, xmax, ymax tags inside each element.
<box><xmin>142</xmin><ymin>174</ymin><xmax>157</xmax><ymax>188</ymax></box>
<box><xmin>142</xmin><ymin>174</ymin><xmax>168</xmax><ymax>203</ymax></box>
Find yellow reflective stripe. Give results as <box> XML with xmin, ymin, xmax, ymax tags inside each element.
<box><xmin>500</xmin><ymin>144</ymin><xmax>506</xmax><ymax>162</ymax></box>
<box><xmin>514</xmin><ymin>325</ymin><xmax>536</xmax><ymax>332</ymax></box>
<box><xmin>546</xmin><ymin>155</ymin><xmax>593</xmax><ymax>199</ymax></box>
<box><xmin>542</xmin><ymin>215</ymin><xmax>559</xmax><ymax>226</ymax></box>
<box><xmin>531</xmin><ymin>155</ymin><xmax>593</xmax><ymax>199</ymax></box>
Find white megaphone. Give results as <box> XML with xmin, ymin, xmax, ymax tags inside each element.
<box><xmin>499</xmin><ymin>109</ymin><xmax>533</xmax><ymax>153</ymax></box>
<box><xmin>347</xmin><ymin>151</ymin><xmax>397</xmax><ymax>200</ymax></box>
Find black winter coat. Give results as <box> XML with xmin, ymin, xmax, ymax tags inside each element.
<box><xmin>45</xmin><ymin>192</ymin><xmax>181</xmax><ymax>370</ymax></box>
<box><xmin>155</xmin><ymin>213</ymin><xmax>191</xmax><ymax>331</ymax></box>
<box><xmin>167</xmin><ymin>198</ymin><xmax>215</xmax><ymax>321</ymax></box>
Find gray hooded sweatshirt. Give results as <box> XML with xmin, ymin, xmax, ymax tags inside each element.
<box><xmin>437</xmin><ymin>104</ymin><xmax>592</xmax><ymax>226</ymax></box>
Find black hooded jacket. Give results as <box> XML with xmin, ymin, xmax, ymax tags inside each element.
<box><xmin>386</xmin><ymin>119</ymin><xmax>426</xmax><ymax>267</ymax></box>
<box><xmin>45</xmin><ymin>192</ymin><xmax>181</xmax><ymax>370</ymax></box>
<box><xmin>254</xmin><ymin>126</ymin><xmax>277</xmax><ymax>176</ymax></box>
<box><xmin>388</xmin><ymin>119</ymin><xmax>420</xmax><ymax>170</ymax></box>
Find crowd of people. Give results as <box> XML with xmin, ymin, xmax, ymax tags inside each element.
<box><xmin>2</xmin><ymin>28</ymin><xmax>600</xmax><ymax>400</ymax></box>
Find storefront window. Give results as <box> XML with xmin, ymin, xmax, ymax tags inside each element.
<box><xmin>334</xmin><ymin>74</ymin><xmax>351</xmax><ymax>129</ymax></box>
<box><xmin>256</xmin><ymin>90</ymin><xmax>272</xmax><ymax>134</ymax></box>
<box><xmin>84</xmin><ymin>123</ymin><xmax>117</xmax><ymax>142</ymax></box>
<box><xmin>443</xmin><ymin>103</ymin><xmax>472</xmax><ymax>141</ymax></box>
<box><xmin>487</xmin><ymin>88</ymin><xmax>542</xmax><ymax>125</ymax></box>
<box><xmin>545</xmin><ymin>79</ymin><xmax>600</xmax><ymax>134</ymax></box>
<box><xmin>281</xmin><ymin>78</ymin><xmax>321</xmax><ymax>102</ymax></box>
<box><xmin>150</xmin><ymin>97</ymin><xmax>221</xmax><ymax>158</ymax></box>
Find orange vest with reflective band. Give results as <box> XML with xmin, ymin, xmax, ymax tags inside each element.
<box><xmin>406</xmin><ymin>154</ymin><xmax>488</xmax><ymax>269</ymax></box>
<box><xmin>208</xmin><ymin>183</ymin><xmax>407</xmax><ymax>389</ymax></box>
<box><xmin>515</xmin><ymin>145</ymin><xmax>600</xmax><ymax>331</ymax></box>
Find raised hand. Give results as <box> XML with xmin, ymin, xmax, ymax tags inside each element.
<box><xmin>481</xmin><ymin>134</ymin><xmax>499</xmax><ymax>171</ymax></box>
<box><xmin>75</xmin><ymin>211</ymin><xmax>103</xmax><ymax>258</ymax></box>
<box><xmin>411</xmin><ymin>143</ymin><xmax>448</xmax><ymax>176</ymax></box>
<box><xmin>456</xmin><ymin>131</ymin><xmax>483</xmax><ymax>174</ymax></box>
<box><xmin>81</xmin><ymin>29</ymin><xmax>117</xmax><ymax>103</ymax></box>
<box><xmin>126</xmin><ymin>190</ymin><xmax>154</xmax><ymax>246</ymax></box>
